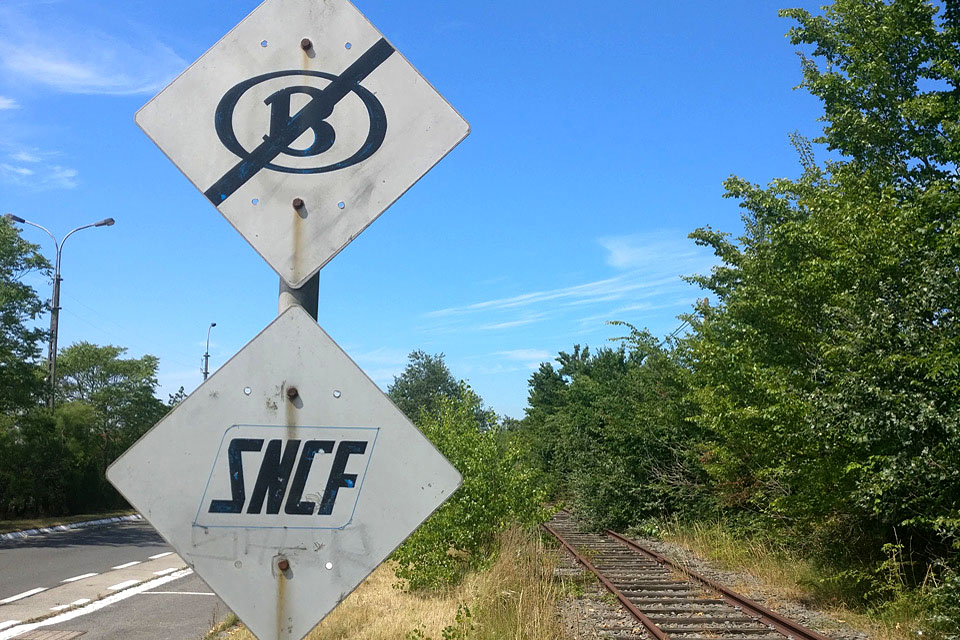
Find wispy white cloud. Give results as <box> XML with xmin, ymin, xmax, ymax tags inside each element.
<box><xmin>496</xmin><ymin>349</ymin><xmax>552</xmax><ymax>362</ymax></box>
<box><xmin>1</xmin><ymin>159</ymin><xmax>77</xmax><ymax>189</ymax></box>
<box><xmin>1</xmin><ymin>146</ymin><xmax>79</xmax><ymax>190</ymax></box>
<box><xmin>351</xmin><ymin>347</ymin><xmax>412</xmax><ymax>366</ymax></box>
<box><xmin>363</xmin><ymin>366</ymin><xmax>405</xmax><ymax>391</ymax></box>
<box><xmin>429</xmin><ymin>275</ymin><xmax>666</xmax><ymax>318</ymax></box>
<box><xmin>425</xmin><ymin>231</ymin><xmax>717</xmax><ymax>336</ymax></box>
<box><xmin>428</xmin><ymin>273</ymin><xmax>684</xmax><ymax>321</ymax></box>
<box><xmin>348</xmin><ymin>348</ymin><xmax>413</xmax><ymax>391</ymax></box>
<box><xmin>460</xmin><ymin>362</ymin><xmax>532</xmax><ymax>377</ymax></box>
<box><xmin>0</xmin><ymin>163</ymin><xmax>33</xmax><ymax>177</ymax></box>
<box><xmin>12</xmin><ymin>150</ymin><xmax>40</xmax><ymax>162</ymax></box>
<box><xmin>492</xmin><ymin>348</ymin><xmax>552</xmax><ymax>370</ymax></box>
<box><xmin>0</xmin><ymin>96</ymin><xmax>17</xmax><ymax>109</ymax></box>
<box><xmin>576</xmin><ymin>298</ymin><xmax>700</xmax><ymax>327</ymax></box>
<box><xmin>598</xmin><ymin>230</ymin><xmax>707</xmax><ymax>271</ymax></box>
<box><xmin>478</xmin><ymin>315</ymin><xmax>545</xmax><ymax>331</ymax></box>
<box><xmin>0</xmin><ymin>6</ymin><xmax>185</xmax><ymax>95</ymax></box>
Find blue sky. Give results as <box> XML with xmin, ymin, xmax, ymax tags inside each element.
<box><xmin>0</xmin><ymin>0</ymin><xmax>825</xmax><ymax>418</ymax></box>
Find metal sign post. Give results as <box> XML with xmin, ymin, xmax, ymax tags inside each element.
<box><xmin>108</xmin><ymin>0</ymin><xmax>469</xmax><ymax>638</ymax></box>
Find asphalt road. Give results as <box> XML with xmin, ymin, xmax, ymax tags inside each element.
<box><xmin>0</xmin><ymin>521</ymin><xmax>232</xmax><ymax>639</ymax></box>
<box><xmin>43</xmin><ymin>571</ymin><xmax>229</xmax><ymax>640</ymax></box>
<box><xmin>0</xmin><ymin>521</ymin><xmax>170</xmax><ymax>602</ymax></box>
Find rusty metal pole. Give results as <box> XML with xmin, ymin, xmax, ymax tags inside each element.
<box><xmin>278</xmin><ymin>274</ymin><xmax>319</xmax><ymax>321</ymax></box>
<box><xmin>279</xmin><ymin>196</ymin><xmax>320</xmax><ymax>321</ymax></box>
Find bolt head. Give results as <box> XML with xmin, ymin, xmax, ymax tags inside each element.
<box><xmin>300</xmin><ymin>38</ymin><xmax>312</xmax><ymax>51</ymax></box>
<box><xmin>286</xmin><ymin>386</ymin><xmax>299</xmax><ymax>400</ymax></box>
<box><xmin>292</xmin><ymin>197</ymin><xmax>304</xmax><ymax>210</ymax></box>
<box><xmin>277</xmin><ymin>558</ymin><xmax>290</xmax><ymax>571</ymax></box>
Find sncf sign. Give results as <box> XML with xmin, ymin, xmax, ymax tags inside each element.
<box><xmin>195</xmin><ymin>425</ymin><xmax>378</xmax><ymax>530</ymax></box>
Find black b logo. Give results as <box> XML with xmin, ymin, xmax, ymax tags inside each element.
<box><xmin>204</xmin><ymin>38</ymin><xmax>395</xmax><ymax>205</ymax></box>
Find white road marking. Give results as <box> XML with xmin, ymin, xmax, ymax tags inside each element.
<box><xmin>0</xmin><ymin>622</ymin><xmax>19</xmax><ymax>632</ymax></box>
<box><xmin>148</xmin><ymin>552</ymin><xmax>173</xmax><ymax>559</ymax></box>
<box><xmin>152</xmin><ymin>568</ymin><xmax>178</xmax><ymax>576</ymax></box>
<box><xmin>111</xmin><ymin>561</ymin><xmax>141</xmax><ymax>570</ymax></box>
<box><xmin>107</xmin><ymin>579</ymin><xmax>140</xmax><ymax>591</ymax></box>
<box><xmin>51</xmin><ymin>598</ymin><xmax>92</xmax><ymax>611</ymax></box>
<box><xmin>61</xmin><ymin>572</ymin><xmax>98</xmax><ymax>583</ymax></box>
<box><xmin>142</xmin><ymin>591</ymin><xmax>215</xmax><ymax>596</ymax></box>
<box><xmin>0</xmin><ymin>569</ymin><xmax>191</xmax><ymax>640</ymax></box>
<box><xmin>0</xmin><ymin>588</ymin><xmax>46</xmax><ymax>604</ymax></box>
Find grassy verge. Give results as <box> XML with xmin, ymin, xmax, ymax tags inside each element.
<box><xmin>222</xmin><ymin>527</ymin><xmax>562</xmax><ymax>640</ymax></box>
<box><xmin>0</xmin><ymin>509</ymin><xmax>136</xmax><ymax>534</ymax></box>
<box><xmin>658</xmin><ymin>520</ymin><xmax>938</xmax><ymax>640</ymax></box>
<box><xmin>204</xmin><ymin>613</ymin><xmax>239</xmax><ymax>639</ymax></box>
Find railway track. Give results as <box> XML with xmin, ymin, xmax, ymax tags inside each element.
<box><xmin>545</xmin><ymin>511</ymin><xmax>832</xmax><ymax>640</ymax></box>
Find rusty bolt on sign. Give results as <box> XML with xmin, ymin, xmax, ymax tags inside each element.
<box><xmin>286</xmin><ymin>386</ymin><xmax>299</xmax><ymax>400</ymax></box>
<box><xmin>292</xmin><ymin>197</ymin><xmax>304</xmax><ymax>210</ymax></box>
<box><xmin>300</xmin><ymin>38</ymin><xmax>312</xmax><ymax>51</ymax></box>
<box><xmin>277</xmin><ymin>558</ymin><xmax>290</xmax><ymax>572</ymax></box>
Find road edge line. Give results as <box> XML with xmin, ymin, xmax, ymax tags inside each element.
<box><xmin>0</xmin><ymin>568</ymin><xmax>192</xmax><ymax>640</ymax></box>
<box><xmin>0</xmin><ymin>515</ymin><xmax>142</xmax><ymax>541</ymax></box>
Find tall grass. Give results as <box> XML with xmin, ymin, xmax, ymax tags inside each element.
<box><xmin>658</xmin><ymin>520</ymin><xmax>939</xmax><ymax>640</ymax></box>
<box><xmin>224</xmin><ymin>527</ymin><xmax>562</xmax><ymax>640</ymax></box>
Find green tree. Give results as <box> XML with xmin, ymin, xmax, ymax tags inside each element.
<box><xmin>388</xmin><ymin>350</ymin><xmax>494</xmax><ymax>430</ymax></box>
<box><xmin>678</xmin><ymin>6</ymin><xmax>960</xmax><ymax>603</ymax></box>
<box><xmin>519</xmin><ymin>361</ymin><xmax>568</xmax><ymax>479</ymax></box>
<box><xmin>781</xmin><ymin>0</ymin><xmax>960</xmax><ymax>185</ymax></box>
<box><xmin>388</xmin><ymin>350</ymin><xmax>460</xmax><ymax>420</ymax></box>
<box><xmin>688</xmin><ymin>150</ymin><xmax>960</xmax><ymax>593</ymax></box>
<box><xmin>521</xmin><ymin>328</ymin><xmax>705</xmax><ymax>531</ymax></box>
<box><xmin>48</xmin><ymin>342</ymin><xmax>168</xmax><ymax>512</ymax></box>
<box><xmin>56</xmin><ymin>342</ymin><xmax>167</xmax><ymax>440</ymax></box>
<box><xmin>0</xmin><ymin>218</ymin><xmax>50</xmax><ymax>412</ymax></box>
<box><xmin>392</xmin><ymin>384</ymin><xmax>547</xmax><ymax>590</ymax></box>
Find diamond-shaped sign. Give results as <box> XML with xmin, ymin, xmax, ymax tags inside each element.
<box><xmin>136</xmin><ymin>0</ymin><xmax>469</xmax><ymax>288</ymax></box>
<box><xmin>107</xmin><ymin>306</ymin><xmax>461</xmax><ymax>640</ymax></box>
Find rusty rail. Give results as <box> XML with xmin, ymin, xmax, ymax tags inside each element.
<box><xmin>604</xmin><ymin>529</ymin><xmax>832</xmax><ymax>640</ymax></box>
<box><xmin>545</xmin><ymin>511</ymin><xmax>833</xmax><ymax>640</ymax></box>
<box><xmin>543</xmin><ymin>521</ymin><xmax>669</xmax><ymax>640</ymax></box>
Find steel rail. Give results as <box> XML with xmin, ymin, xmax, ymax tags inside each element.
<box><xmin>604</xmin><ymin>529</ymin><xmax>832</xmax><ymax>640</ymax></box>
<box><xmin>542</xmin><ymin>522</ymin><xmax>669</xmax><ymax>640</ymax></box>
<box><xmin>545</xmin><ymin>510</ymin><xmax>833</xmax><ymax>640</ymax></box>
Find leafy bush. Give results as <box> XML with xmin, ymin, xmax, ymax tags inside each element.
<box><xmin>520</xmin><ymin>326</ymin><xmax>709</xmax><ymax>531</ymax></box>
<box><xmin>392</xmin><ymin>384</ymin><xmax>547</xmax><ymax>590</ymax></box>
<box><xmin>928</xmin><ymin>565</ymin><xmax>960</xmax><ymax>638</ymax></box>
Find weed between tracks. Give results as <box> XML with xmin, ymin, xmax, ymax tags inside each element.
<box><xmin>222</xmin><ymin>528</ymin><xmax>563</xmax><ymax>640</ymax></box>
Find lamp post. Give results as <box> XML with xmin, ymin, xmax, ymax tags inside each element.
<box><xmin>203</xmin><ymin>322</ymin><xmax>217</xmax><ymax>381</ymax></box>
<box><xmin>3</xmin><ymin>213</ymin><xmax>115</xmax><ymax>408</ymax></box>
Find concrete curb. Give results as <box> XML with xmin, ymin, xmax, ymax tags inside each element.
<box><xmin>0</xmin><ymin>514</ymin><xmax>142</xmax><ymax>541</ymax></box>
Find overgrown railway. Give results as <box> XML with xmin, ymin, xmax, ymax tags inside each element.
<box><xmin>545</xmin><ymin>511</ymin><xmax>831</xmax><ymax>640</ymax></box>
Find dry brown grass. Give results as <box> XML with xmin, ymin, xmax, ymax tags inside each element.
<box><xmin>660</xmin><ymin>521</ymin><xmax>930</xmax><ymax>640</ymax></box>
<box><xmin>661</xmin><ymin>521</ymin><xmax>817</xmax><ymax>602</ymax></box>
<box><xmin>224</xmin><ymin>527</ymin><xmax>563</xmax><ymax>640</ymax></box>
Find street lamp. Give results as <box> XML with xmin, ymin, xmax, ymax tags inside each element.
<box><xmin>4</xmin><ymin>213</ymin><xmax>115</xmax><ymax>408</ymax></box>
<box><xmin>203</xmin><ymin>322</ymin><xmax>217</xmax><ymax>381</ymax></box>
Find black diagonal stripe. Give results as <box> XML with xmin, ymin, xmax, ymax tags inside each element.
<box><xmin>204</xmin><ymin>38</ymin><xmax>395</xmax><ymax>206</ymax></box>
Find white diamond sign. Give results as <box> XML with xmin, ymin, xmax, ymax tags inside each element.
<box><xmin>107</xmin><ymin>306</ymin><xmax>462</xmax><ymax>640</ymax></box>
<box><xmin>136</xmin><ymin>0</ymin><xmax>469</xmax><ymax>288</ymax></box>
